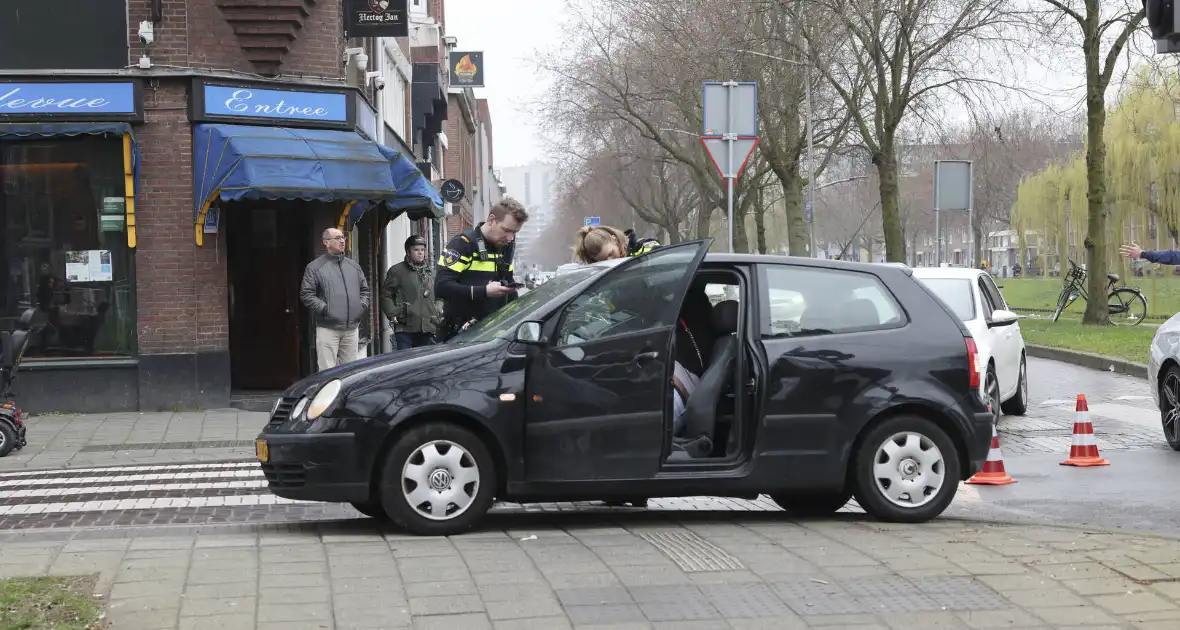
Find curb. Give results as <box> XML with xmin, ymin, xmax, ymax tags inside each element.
<box><xmin>1026</xmin><ymin>344</ymin><xmax>1148</xmax><ymax>379</ymax></box>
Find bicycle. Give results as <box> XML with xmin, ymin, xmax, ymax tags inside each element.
<box><xmin>1052</xmin><ymin>258</ymin><xmax>1148</xmax><ymax>325</ymax></box>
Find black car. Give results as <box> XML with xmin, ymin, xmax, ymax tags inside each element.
<box><xmin>257</xmin><ymin>241</ymin><xmax>993</xmax><ymax>536</ymax></box>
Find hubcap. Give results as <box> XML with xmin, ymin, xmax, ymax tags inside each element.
<box><xmin>402</xmin><ymin>440</ymin><xmax>480</xmax><ymax>521</ymax></box>
<box><xmin>873</xmin><ymin>432</ymin><xmax>945</xmax><ymax>509</ymax></box>
<box><xmin>1162</xmin><ymin>375</ymin><xmax>1180</xmax><ymax>443</ymax></box>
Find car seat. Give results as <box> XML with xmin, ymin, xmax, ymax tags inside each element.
<box><xmin>671</xmin><ymin>300</ymin><xmax>739</xmax><ymax>459</ymax></box>
<box><xmin>839</xmin><ymin>298</ymin><xmax>880</xmax><ymax>330</ymax></box>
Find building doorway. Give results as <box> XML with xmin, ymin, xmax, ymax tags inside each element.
<box><xmin>225</xmin><ymin>203</ymin><xmax>314</xmax><ymax>390</ymax></box>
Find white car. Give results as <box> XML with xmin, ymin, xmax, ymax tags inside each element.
<box><xmin>1147</xmin><ymin>316</ymin><xmax>1180</xmax><ymax>450</ymax></box>
<box><xmin>910</xmin><ymin>266</ymin><xmax>1028</xmax><ymax>422</ymax></box>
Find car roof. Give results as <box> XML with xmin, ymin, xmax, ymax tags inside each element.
<box><xmin>557</xmin><ymin>251</ymin><xmax>915</xmax><ymax>277</ymax></box>
<box><xmin>910</xmin><ymin>267</ymin><xmax>983</xmax><ymax>280</ymax></box>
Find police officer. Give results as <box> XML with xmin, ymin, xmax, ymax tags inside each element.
<box><xmin>623</xmin><ymin>228</ymin><xmax>661</xmax><ymax>256</ymax></box>
<box><xmin>434</xmin><ymin>198</ymin><xmax>529</xmax><ymax>340</ymax></box>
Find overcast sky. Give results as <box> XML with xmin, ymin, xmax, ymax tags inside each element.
<box><xmin>442</xmin><ymin>0</ymin><xmax>567</xmax><ymax>170</ymax></box>
<box><xmin>440</xmin><ymin>0</ymin><xmax>1157</xmax><ymax>172</ymax></box>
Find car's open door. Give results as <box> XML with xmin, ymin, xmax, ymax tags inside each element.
<box><xmin>522</xmin><ymin>240</ymin><xmax>711</xmax><ymax>482</ymax></box>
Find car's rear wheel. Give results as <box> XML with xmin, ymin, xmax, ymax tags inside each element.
<box><xmin>852</xmin><ymin>415</ymin><xmax>961</xmax><ymax>523</ymax></box>
<box><xmin>1157</xmin><ymin>366</ymin><xmax>1180</xmax><ymax>452</ymax></box>
<box><xmin>379</xmin><ymin>423</ymin><xmax>496</xmax><ymax>535</ymax></box>
<box><xmin>349</xmin><ymin>501</ymin><xmax>390</xmax><ymax>520</ymax></box>
<box><xmin>1001</xmin><ymin>356</ymin><xmax>1029</xmax><ymax>416</ymax></box>
<box><xmin>769</xmin><ymin>491</ymin><xmax>852</xmax><ymax>517</ymax></box>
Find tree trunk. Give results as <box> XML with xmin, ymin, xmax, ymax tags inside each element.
<box><xmin>1082</xmin><ymin>41</ymin><xmax>1110</xmax><ymax>325</ymax></box>
<box><xmin>972</xmin><ymin>220</ymin><xmax>984</xmax><ymax>270</ymax></box>
<box><xmin>755</xmin><ymin>185</ymin><xmax>768</xmax><ymax>254</ymax></box>
<box><xmin>874</xmin><ymin>135</ymin><xmax>906</xmax><ymax>263</ymax></box>
<box><xmin>695</xmin><ymin>205</ymin><xmax>713</xmax><ymax>241</ymax></box>
<box><xmin>662</xmin><ymin>223</ymin><xmax>682</xmax><ymax>244</ymax></box>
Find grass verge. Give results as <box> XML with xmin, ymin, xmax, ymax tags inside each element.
<box><xmin>0</xmin><ymin>575</ymin><xmax>106</xmax><ymax>630</ymax></box>
<box><xmin>1019</xmin><ymin>319</ymin><xmax>1155</xmax><ymax>365</ymax></box>
<box><xmin>998</xmin><ymin>276</ymin><xmax>1180</xmax><ymax>319</ymax></box>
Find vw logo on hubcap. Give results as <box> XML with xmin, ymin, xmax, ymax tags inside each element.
<box><xmin>428</xmin><ymin>469</ymin><xmax>452</xmax><ymax>490</ymax></box>
<box><xmin>899</xmin><ymin>459</ymin><xmax>919</xmax><ymax>478</ymax></box>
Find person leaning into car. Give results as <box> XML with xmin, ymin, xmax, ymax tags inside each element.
<box><xmin>434</xmin><ymin>198</ymin><xmax>529</xmax><ymax>340</ymax></box>
<box><xmin>1120</xmin><ymin>242</ymin><xmax>1180</xmax><ymax>266</ymax></box>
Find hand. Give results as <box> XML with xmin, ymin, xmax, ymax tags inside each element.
<box><xmin>1119</xmin><ymin>243</ymin><xmax>1143</xmax><ymax>260</ymax></box>
<box><xmin>485</xmin><ymin>281</ymin><xmax>516</xmax><ymax>298</ymax></box>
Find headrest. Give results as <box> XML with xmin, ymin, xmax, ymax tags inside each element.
<box><xmin>712</xmin><ymin>300</ymin><xmax>739</xmax><ymax>335</ymax></box>
<box><xmin>841</xmin><ymin>298</ymin><xmax>880</xmax><ymax>329</ymax></box>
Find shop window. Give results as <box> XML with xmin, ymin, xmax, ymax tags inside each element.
<box><xmin>0</xmin><ymin>137</ymin><xmax>136</xmax><ymax>359</ymax></box>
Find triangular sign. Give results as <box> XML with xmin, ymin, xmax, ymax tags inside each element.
<box><xmin>701</xmin><ymin>136</ymin><xmax>760</xmax><ymax>179</ymax></box>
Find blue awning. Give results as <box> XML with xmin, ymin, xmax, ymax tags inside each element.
<box><xmin>193</xmin><ymin>123</ymin><xmax>443</xmax><ymax>230</ymax></box>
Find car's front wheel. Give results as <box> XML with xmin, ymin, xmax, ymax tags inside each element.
<box><xmin>379</xmin><ymin>423</ymin><xmax>496</xmax><ymax>535</ymax></box>
<box><xmin>1157</xmin><ymin>366</ymin><xmax>1180</xmax><ymax>452</ymax></box>
<box><xmin>852</xmin><ymin>415</ymin><xmax>961</xmax><ymax>523</ymax></box>
<box><xmin>1001</xmin><ymin>355</ymin><xmax>1029</xmax><ymax>416</ymax></box>
<box><xmin>0</xmin><ymin>422</ymin><xmax>14</xmax><ymax>457</ymax></box>
<box><xmin>984</xmin><ymin>366</ymin><xmax>1002</xmax><ymax>425</ymax></box>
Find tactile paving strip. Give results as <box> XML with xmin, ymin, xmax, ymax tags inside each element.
<box><xmin>635</xmin><ymin>529</ymin><xmax>746</xmax><ymax>572</ymax></box>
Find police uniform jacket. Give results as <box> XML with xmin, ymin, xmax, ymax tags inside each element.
<box><xmin>433</xmin><ymin>224</ymin><xmax>517</xmax><ymax>323</ymax></box>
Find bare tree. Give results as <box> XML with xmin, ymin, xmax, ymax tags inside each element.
<box><xmin>1030</xmin><ymin>0</ymin><xmax>1145</xmax><ymax>324</ymax></box>
<box><xmin>796</xmin><ymin>0</ymin><xmax>1018</xmax><ymax>263</ymax></box>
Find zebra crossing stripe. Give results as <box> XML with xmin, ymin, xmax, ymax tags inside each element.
<box><xmin>0</xmin><ymin>493</ymin><xmax>312</xmax><ymax>515</ymax></box>
<box><xmin>0</xmin><ymin>461</ymin><xmax>259</xmax><ymax>479</ymax></box>
<box><xmin>0</xmin><ymin>468</ymin><xmax>264</xmax><ymax>489</ymax></box>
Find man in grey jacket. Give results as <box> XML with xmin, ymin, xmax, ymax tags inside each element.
<box><xmin>300</xmin><ymin>228</ymin><xmax>371</xmax><ymax>370</ymax></box>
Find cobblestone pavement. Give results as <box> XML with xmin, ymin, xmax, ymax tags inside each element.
<box><xmin>997</xmin><ymin>358</ymin><xmax>1164</xmax><ymax>455</ymax></box>
<box><xmin>3</xmin><ymin>516</ymin><xmax>1180</xmax><ymax>629</ymax></box>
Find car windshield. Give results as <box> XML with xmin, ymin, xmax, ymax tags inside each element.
<box><xmin>448</xmin><ymin>266</ymin><xmax>603</xmax><ymax>344</ymax></box>
<box><xmin>915</xmin><ymin>277</ymin><xmax>975</xmax><ymax>321</ymax></box>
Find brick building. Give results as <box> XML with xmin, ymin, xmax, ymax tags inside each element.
<box><xmin>0</xmin><ymin>0</ymin><xmax>447</xmax><ymax>413</ymax></box>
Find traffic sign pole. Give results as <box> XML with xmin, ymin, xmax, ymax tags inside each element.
<box><xmin>702</xmin><ymin>81</ymin><xmax>758</xmax><ymax>253</ymax></box>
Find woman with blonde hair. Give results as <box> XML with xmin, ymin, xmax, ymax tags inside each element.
<box><xmin>573</xmin><ymin>225</ymin><xmax>631</xmax><ymax>263</ymax></box>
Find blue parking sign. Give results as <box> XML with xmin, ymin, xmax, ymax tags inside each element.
<box><xmin>584</xmin><ymin>217</ymin><xmax>601</xmax><ymax>227</ymax></box>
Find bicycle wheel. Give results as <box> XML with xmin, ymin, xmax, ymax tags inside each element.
<box><xmin>1052</xmin><ymin>289</ymin><xmax>1072</xmax><ymax>322</ymax></box>
<box><xmin>1108</xmin><ymin>288</ymin><xmax>1147</xmax><ymax>326</ymax></box>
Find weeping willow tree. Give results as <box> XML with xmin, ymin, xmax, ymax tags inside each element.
<box><xmin>1015</xmin><ymin>67</ymin><xmax>1180</xmax><ymax>313</ymax></box>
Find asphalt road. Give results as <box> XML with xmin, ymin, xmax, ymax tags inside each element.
<box><xmin>947</xmin><ymin>357</ymin><xmax>1179</xmax><ymax>536</ymax></box>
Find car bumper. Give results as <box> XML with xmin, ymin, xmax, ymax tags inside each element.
<box><xmin>967</xmin><ymin>411</ymin><xmax>995</xmax><ymax>473</ymax></box>
<box><xmin>256</xmin><ymin>432</ymin><xmax>370</xmax><ymax>503</ymax></box>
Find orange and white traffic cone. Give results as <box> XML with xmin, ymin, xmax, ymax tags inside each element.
<box><xmin>1060</xmin><ymin>394</ymin><xmax>1110</xmax><ymax>467</ymax></box>
<box><xmin>966</xmin><ymin>423</ymin><xmax>1016</xmax><ymax>485</ymax></box>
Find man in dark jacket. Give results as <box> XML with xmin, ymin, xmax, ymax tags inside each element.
<box><xmin>434</xmin><ymin>198</ymin><xmax>528</xmax><ymax>339</ymax></box>
<box><xmin>300</xmin><ymin>227</ymin><xmax>370</xmax><ymax>370</ymax></box>
<box><xmin>380</xmin><ymin>235</ymin><xmax>442</xmax><ymax>350</ymax></box>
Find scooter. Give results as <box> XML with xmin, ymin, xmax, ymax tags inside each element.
<box><xmin>0</xmin><ymin>309</ymin><xmax>35</xmax><ymax>457</ymax></box>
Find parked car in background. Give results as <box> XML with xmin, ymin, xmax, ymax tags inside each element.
<box><xmin>910</xmin><ymin>266</ymin><xmax>1028</xmax><ymax>423</ymax></box>
<box><xmin>257</xmin><ymin>245</ymin><xmax>994</xmax><ymax>536</ymax></box>
<box><xmin>1147</xmin><ymin>317</ymin><xmax>1180</xmax><ymax>450</ymax></box>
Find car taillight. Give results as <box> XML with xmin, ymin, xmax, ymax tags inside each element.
<box><xmin>965</xmin><ymin>337</ymin><xmax>980</xmax><ymax>389</ymax></box>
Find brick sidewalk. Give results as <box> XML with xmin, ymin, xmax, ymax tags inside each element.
<box><xmin>0</xmin><ymin>411</ymin><xmax>266</xmax><ymax>471</ymax></box>
<box><xmin>2</xmin><ymin>516</ymin><xmax>1178</xmax><ymax>629</ymax></box>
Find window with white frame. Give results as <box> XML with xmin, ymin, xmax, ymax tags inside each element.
<box><xmin>409</xmin><ymin>0</ymin><xmax>427</xmax><ymax>17</ymax></box>
<box><xmin>381</xmin><ymin>41</ymin><xmax>411</xmax><ymax>141</ymax></box>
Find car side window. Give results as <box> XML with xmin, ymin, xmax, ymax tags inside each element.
<box><xmin>555</xmin><ymin>245</ymin><xmax>698</xmax><ymax>346</ymax></box>
<box><xmin>763</xmin><ymin>265</ymin><xmax>905</xmax><ymax>338</ymax></box>
<box><xmin>980</xmin><ymin>276</ymin><xmax>1008</xmax><ymax>312</ymax></box>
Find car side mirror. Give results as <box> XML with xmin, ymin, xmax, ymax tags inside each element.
<box><xmin>988</xmin><ymin>309</ymin><xmax>1019</xmax><ymax>328</ymax></box>
<box><xmin>514</xmin><ymin>321</ymin><xmax>544</xmax><ymax>344</ymax></box>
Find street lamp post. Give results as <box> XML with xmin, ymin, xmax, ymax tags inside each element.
<box><xmin>722</xmin><ymin>48</ymin><xmax>815</xmax><ymax>257</ymax></box>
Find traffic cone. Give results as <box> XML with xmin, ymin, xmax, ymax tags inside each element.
<box><xmin>1060</xmin><ymin>394</ymin><xmax>1110</xmax><ymax>467</ymax></box>
<box><xmin>966</xmin><ymin>423</ymin><xmax>1016</xmax><ymax>485</ymax></box>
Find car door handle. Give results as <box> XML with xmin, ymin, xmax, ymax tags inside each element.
<box><xmin>634</xmin><ymin>351</ymin><xmax>659</xmax><ymax>364</ymax></box>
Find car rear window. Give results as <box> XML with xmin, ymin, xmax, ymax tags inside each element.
<box><xmin>914</xmin><ymin>277</ymin><xmax>975</xmax><ymax>321</ymax></box>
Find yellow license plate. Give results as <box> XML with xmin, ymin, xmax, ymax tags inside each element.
<box><xmin>255</xmin><ymin>439</ymin><xmax>269</xmax><ymax>463</ymax></box>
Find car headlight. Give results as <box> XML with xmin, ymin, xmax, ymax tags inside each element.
<box><xmin>291</xmin><ymin>397</ymin><xmax>309</xmax><ymax>420</ymax></box>
<box><xmin>306</xmin><ymin>380</ymin><xmax>343</xmax><ymax>420</ymax></box>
